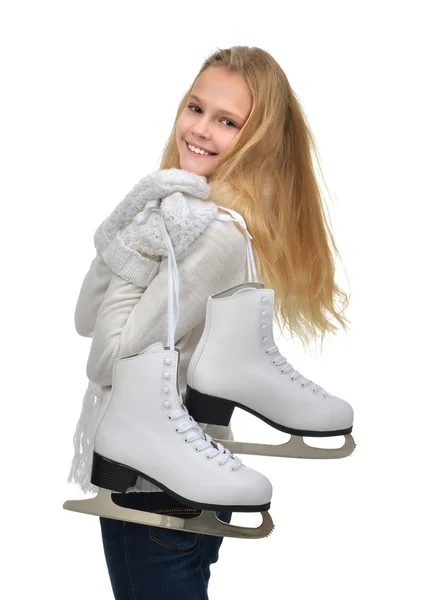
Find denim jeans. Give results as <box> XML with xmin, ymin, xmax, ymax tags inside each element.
<box><xmin>99</xmin><ymin>491</ymin><xmax>232</xmax><ymax>599</ymax></box>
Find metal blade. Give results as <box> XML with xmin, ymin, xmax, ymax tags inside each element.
<box><xmin>63</xmin><ymin>488</ymin><xmax>274</xmax><ymax>539</ymax></box>
<box><xmin>216</xmin><ymin>433</ymin><xmax>356</xmax><ymax>459</ymax></box>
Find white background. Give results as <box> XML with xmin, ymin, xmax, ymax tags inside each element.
<box><xmin>1</xmin><ymin>1</ymin><xmax>429</xmax><ymax>598</ymax></box>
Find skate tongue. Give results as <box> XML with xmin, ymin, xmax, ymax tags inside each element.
<box><xmin>138</xmin><ymin>341</ymin><xmax>165</xmax><ymax>356</ymax></box>
<box><xmin>232</xmin><ymin>287</ymin><xmax>259</xmax><ymax>297</ymax></box>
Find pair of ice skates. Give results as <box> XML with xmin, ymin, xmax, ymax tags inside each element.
<box><xmin>64</xmin><ymin>205</ymin><xmax>355</xmax><ymax>539</ymax></box>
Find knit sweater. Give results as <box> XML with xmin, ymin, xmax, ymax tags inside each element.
<box><xmin>71</xmin><ymin>215</ymin><xmax>249</xmax><ymax>493</ymax></box>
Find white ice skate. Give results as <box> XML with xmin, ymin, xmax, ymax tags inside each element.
<box><xmin>64</xmin><ymin>204</ymin><xmax>274</xmax><ymax>539</ymax></box>
<box><xmin>185</xmin><ymin>209</ymin><xmax>356</xmax><ymax>460</ymax></box>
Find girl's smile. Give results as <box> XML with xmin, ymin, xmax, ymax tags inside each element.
<box><xmin>184</xmin><ymin>140</ymin><xmax>217</xmax><ymax>159</ymax></box>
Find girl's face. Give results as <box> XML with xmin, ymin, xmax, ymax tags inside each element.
<box><xmin>176</xmin><ymin>66</ymin><xmax>252</xmax><ymax>180</ymax></box>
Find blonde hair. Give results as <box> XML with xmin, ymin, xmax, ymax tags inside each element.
<box><xmin>159</xmin><ymin>45</ymin><xmax>350</xmax><ymax>351</ymax></box>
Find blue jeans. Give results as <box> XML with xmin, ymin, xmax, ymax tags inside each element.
<box><xmin>100</xmin><ymin>491</ymin><xmax>232</xmax><ymax>599</ymax></box>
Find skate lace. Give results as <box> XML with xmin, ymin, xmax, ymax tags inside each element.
<box><xmin>168</xmin><ymin>408</ymin><xmax>240</xmax><ymax>468</ymax></box>
<box><xmin>135</xmin><ymin>202</ymin><xmax>245</xmax><ymax>471</ymax></box>
<box><xmin>265</xmin><ymin>346</ymin><xmax>328</xmax><ymax>397</ymax></box>
<box><xmin>216</xmin><ymin>208</ymin><xmax>257</xmax><ymax>281</ymax></box>
<box><xmin>218</xmin><ymin>209</ymin><xmax>329</xmax><ymax>399</ymax></box>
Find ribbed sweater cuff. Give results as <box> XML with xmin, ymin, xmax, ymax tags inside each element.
<box><xmin>101</xmin><ymin>235</ymin><xmax>161</xmax><ymax>288</ymax></box>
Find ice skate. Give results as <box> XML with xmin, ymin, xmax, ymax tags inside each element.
<box><xmin>185</xmin><ymin>282</ymin><xmax>355</xmax><ymax>459</ymax></box>
<box><xmin>185</xmin><ymin>208</ymin><xmax>356</xmax><ymax>460</ymax></box>
<box><xmin>64</xmin><ymin>205</ymin><xmax>274</xmax><ymax>539</ymax></box>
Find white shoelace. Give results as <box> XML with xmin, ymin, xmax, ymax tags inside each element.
<box><xmin>216</xmin><ymin>207</ymin><xmax>257</xmax><ymax>282</ymax></box>
<box><xmin>265</xmin><ymin>345</ymin><xmax>327</xmax><ymax>396</ymax></box>
<box><xmin>217</xmin><ymin>209</ymin><xmax>328</xmax><ymax>398</ymax></box>
<box><xmin>133</xmin><ymin>202</ymin><xmax>250</xmax><ymax>471</ymax></box>
<box><xmin>168</xmin><ymin>410</ymin><xmax>236</xmax><ymax>466</ymax></box>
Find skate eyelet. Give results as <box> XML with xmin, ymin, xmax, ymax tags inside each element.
<box><xmin>184</xmin><ymin>438</ymin><xmax>188</xmax><ymax>443</ymax></box>
<box><xmin>205</xmin><ymin>455</ymin><xmax>211</xmax><ymax>460</ymax></box>
<box><xmin>175</xmin><ymin>427</ymin><xmax>179</xmax><ymax>432</ymax></box>
<box><xmin>194</xmin><ymin>446</ymin><xmax>199</xmax><ymax>452</ymax></box>
<box><xmin>312</xmin><ymin>388</ymin><xmax>317</xmax><ymax>393</ymax></box>
<box><xmin>271</xmin><ymin>359</ymin><xmax>276</xmax><ymax>365</ymax></box>
<box><xmin>264</xmin><ymin>349</ymin><xmax>269</xmax><ymax>355</ymax></box>
<box><xmin>217</xmin><ymin>461</ymin><xmax>223</xmax><ymax>466</ymax></box>
<box><xmin>230</xmin><ymin>467</ymin><xmax>236</xmax><ymax>472</ymax></box>
<box><xmin>167</xmin><ymin>415</ymin><xmax>172</xmax><ymax>420</ymax></box>
<box><xmin>301</xmin><ymin>383</ymin><xmax>305</xmax><ymax>388</ymax></box>
<box><xmin>290</xmin><ymin>376</ymin><xmax>294</xmax><ymax>381</ymax></box>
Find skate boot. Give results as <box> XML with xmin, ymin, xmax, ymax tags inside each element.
<box><xmin>185</xmin><ymin>283</ymin><xmax>355</xmax><ymax>459</ymax></box>
<box><xmin>65</xmin><ymin>341</ymin><xmax>273</xmax><ymax>538</ymax></box>
<box><xmin>64</xmin><ymin>201</ymin><xmax>274</xmax><ymax>539</ymax></box>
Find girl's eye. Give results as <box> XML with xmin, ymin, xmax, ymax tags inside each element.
<box><xmin>187</xmin><ymin>104</ymin><xmax>236</xmax><ymax>128</ymax></box>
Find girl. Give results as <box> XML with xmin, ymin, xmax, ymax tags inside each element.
<box><xmin>69</xmin><ymin>45</ymin><xmax>349</xmax><ymax>599</ymax></box>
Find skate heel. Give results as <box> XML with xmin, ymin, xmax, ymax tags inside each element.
<box><xmin>185</xmin><ymin>386</ymin><xmax>235</xmax><ymax>426</ymax></box>
<box><xmin>91</xmin><ymin>452</ymin><xmax>139</xmax><ymax>492</ymax></box>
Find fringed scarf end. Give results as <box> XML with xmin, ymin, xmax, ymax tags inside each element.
<box><xmin>67</xmin><ymin>380</ymin><xmax>106</xmax><ymax>494</ymax></box>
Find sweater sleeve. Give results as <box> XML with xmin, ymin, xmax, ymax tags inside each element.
<box><xmin>86</xmin><ymin>219</ymin><xmax>247</xmax><ymax>387</ymax></box>
<box><xmin>74</xmin><ymin>255</ymin><xmax>113</xmax><ymax>338</ymax></box>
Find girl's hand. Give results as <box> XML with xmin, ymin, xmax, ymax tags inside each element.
<box><xmin>93</xmin><ymin>168</ymin><xmax>210</xmax><ymax>256</ymax></box>
<box><xmin>117</xmin><ymin>192</ymin><xmax>219</xmax><ymax>259</ymax></box>
<box><xmin>100</xmin><ymin>191</ymin><xmax>219</xmax><ymax>287</ymax></box>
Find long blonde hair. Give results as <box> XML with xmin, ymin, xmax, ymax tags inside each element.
<box><xmin>159</xmin><ymin>45</ymin><xmax>350</xmax><ymax>350</ymax></box>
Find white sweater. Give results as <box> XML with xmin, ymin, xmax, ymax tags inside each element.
<box><xmin>72</xmin><ymin>217</ymin><xmax>249</xmax><ymax>493</ymax></box>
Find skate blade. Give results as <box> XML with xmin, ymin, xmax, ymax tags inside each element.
<box><xmin>63</xmin><ymin>488</ymin><xmax>274</xmax><ymax>540</ymax></box>
<box><xmin>216</xmin><ymin>433</ymin><xmax>356</xmax><ymax>459</ymax></box>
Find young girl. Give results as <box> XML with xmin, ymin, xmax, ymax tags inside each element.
<box><xmin>69</xmin><ymin>45</ymin><xmax>349</xmax><ymax>599</ymax></box>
